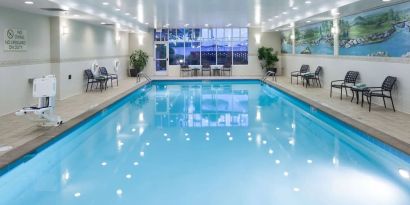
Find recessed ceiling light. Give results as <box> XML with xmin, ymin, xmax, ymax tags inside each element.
<box><xmin>382</xmin><ymin>0</ymin><xmax>391</xmax><ymax>1</ymax></box>
<box><xmin>268</xmin><ymin>19</ymin><xmax>273</xmax><ymax>21</ymax></box>
<box><xmin>145</xmin><ymin>22</ymin><xmax>149</xmax><ymax>25</ymax></box>
<box><xmin>125</xmin><ymin>13</ymin><xmax>130</xmax><ymax>16</ymax></box>
<box><xmin>184</xmin><ymin>23</ymin><xmax>189</xmax><ymax>27</ymax></box>
<box><xmin>306</xmin><ymin>20</ymin><xmax>311</xmax><ymax>23</ymax></box>
<box><xmin>24</xmin><ymin>1</ymin><xmax>34</xmax><ymax>4</ymax></box>
<box><xmin>100</xmin><ymin>22</ymin><xmax>106</xmax><ymax>25</ymax></box>
<box><xmin>102</xmin><ymin>2</ymin><xmax>109</xmax><ymax>6</ymax></box>
<box><xmin>247</xmin><ymin>23</ymin><xmax>251</xmax><ymax>27</ymax></box>
<box><xmin>305</xmin><ymin>1</ymin><xmax>312</xmax><ymax>4</ymax></box>
<box><xmin>282</xmin><ymin>12</ymin><xmax>288</xmax><ymax>15</ymax></box>
<box><xmin>226</xmin><ymin>23</ymin><xmax>232</xmax><ymax>27</ymax></box>
<box><xmin>133</xmin><ymin>17</ymin><xmax>137</xmax><ymax>19</ymax></box>
<box><xmin>115</xmin><ymin>8</ymin><xmax>121</xmax><ymax>11</ymax></box>
<box><xmin>292</xmin><ymin>7</ymin><xmax>298</xmax><ymax>10</ymax></box>
<box><xmin>274</xmin><ymin>16</ymin><xmax>279</xmax><ymax>18</ymax></box>
<box><xmin>73</xmin><ymin>14</ymin><xmax>80</xmax><ymax>17</ymax></box>
<box><xmin>204</xmin><ymin>24</ymin><xmax>209</xmax><ymax>27</ymax></box>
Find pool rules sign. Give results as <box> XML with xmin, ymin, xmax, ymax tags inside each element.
<box><xmin>4</xmin><ymin>28</ymin><xmax>27</xmax><ymax>51</ymax></box>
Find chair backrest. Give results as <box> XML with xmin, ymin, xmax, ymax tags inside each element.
<box><xmin>315</xmin><ymin>66</ymin><xmax>322</xmax><ymax>76</ymax></box>
<box><xmin>180</xmin><ymin>64</ymin><xmax>189</xmax><ymax>69</ymax></box>
<box><xmin>300</xmin><ymin>64</ymin><xmax>310</xmax><ymax>73</ymax></box>
<box><xmin>202</xmin><ymin>63</ymin><xmax>211</xmax><ymax>69</ymax></box>
<box><xmin>344</xmin><ymin>71</ymin><xmax>359</xmax><ymax>83</ymax></box>
<box><xmin>223</xmin><ymin>62</ymin><xmax>232</xmax><ymax>69</ymax></box>
<box><xmin>382</xmin><ymin>76</ymin><xmax>397</xmax><ymax>91</ymax></box>
<box><xmin>99</xmin><ymin>67</ymin><xmax>108</xmax><ymax>75</ymax></box>
<box><xmin>84</xmin><ymin>69</ymin><xmax>94</xmax><ymax>79</ymax></box>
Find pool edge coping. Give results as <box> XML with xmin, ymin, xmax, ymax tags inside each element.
<box><xmin>263</xmin><ymin>80</ymin><xmax>410</xmax><ymax>156</ymax></box>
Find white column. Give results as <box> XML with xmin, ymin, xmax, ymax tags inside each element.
<box><xmin>291</xmin><ymin>27</ymin><xmax>296</xmax><ymax>55</ymax></box>
<box><xmin>333</xmin><ymin>17</ymin><xmax>340</xmax><ymax>56</ymax></box>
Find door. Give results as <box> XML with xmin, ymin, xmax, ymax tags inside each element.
<box><xmin>155</xmin><ymin>43</ymin><xmax>168</xmax><ymax>75</ymax></box>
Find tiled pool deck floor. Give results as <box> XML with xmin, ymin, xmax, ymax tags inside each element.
<box><xmin>0</xmin><ymin>76</ymin><xmax>409</xmax><ymax>169</ymax></box>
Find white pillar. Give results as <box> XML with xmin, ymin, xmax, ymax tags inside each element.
<box><xmin>333</xmin><ymin>17</ymin><xmax>340</xmax><ymax>56</ymax></box>
<box><xmin>291</xmin><ymin>27</ymin><xmax>296</xmax><ymax>55</ymax></box>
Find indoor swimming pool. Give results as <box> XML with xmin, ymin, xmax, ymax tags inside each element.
<box><xmin>0</xmin><ymin>80</ymin><xmax>409</xmax><ymax>205</ymax></box>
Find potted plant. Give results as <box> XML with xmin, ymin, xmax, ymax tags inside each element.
<box><xmin>129</xmin><ymin>50</ymin><xmax>149</xmax><ymax>77</ymax></box>
<box><xmin>258</xmin><ymin>47</ymin><xmax>279</xmax><ymax>73</ymax></box>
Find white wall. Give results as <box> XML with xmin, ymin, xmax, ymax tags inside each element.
<box><xmin>0</xmin><ymin>7</ymin><xmax>52</xmax><ymax>116</ymax></box>
<box><xmin>0</xmin><ymin>7</ymin><xmax>132</xmax><ymax>116</ymax></box>
<box><xmin>55</xmin><ymin>18</ymin><xmax>130</xmax><ymax>99</ymax></box>
<box><xmin>281</xmin><ymin>54</ymin><xmax>410</xmax><ymax>114</ymax></box>
<box><xmin>129</xmin><ymin>28</ymin><xmax>282</xmax><ymax>77</ymax></box>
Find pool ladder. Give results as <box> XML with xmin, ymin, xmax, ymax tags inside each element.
<box><xmin>137</xmin><ymin>72</ymin><xmax>152</xmax><ymax>83</ymax></box>
<box><xmin>262</xmin><ymin>71</ymin><xmax>276</xmax><ymax>82</ymax></box>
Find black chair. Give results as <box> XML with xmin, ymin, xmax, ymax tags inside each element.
<box><xmin>180</xmin><ymin>64</ymin><xmax>190</xmax><ymax>77</ymax></box>
<box><xmin>99</xmin><ymin>67</ymin><xmax>118</xmax><ymax>87</ymax></box>
<box><xmin>303</xmin><ymin>66</ymin><xmax>322</xmax><ymax>88</ymax></box>
<box><xmin>222</xmin><ymin>63</ymin><xmax>232</xmax><ymax>76</ymax></box>
<box><xmin>362</xmin><ymin>76</ymin><xmax>397</xmax><ymax>112</ymax></box>
<box><xmin>330</xmin><ymin>71</ymin><xmax>359</xmax><ymax>100</ymax></box>
<box><xmin>291</xmin><ymin>65</ymin><xmax>310</xmax><ymax>84</ymax></box>
<box><xmin>85</xmin><ymin>69</ymin><xmax>107</xmax><ymax>92</ymax></box>
<box><xmin>202</xmin><ymin>63</ymin><xmax>211</xmax><ymax>76</ymax></box>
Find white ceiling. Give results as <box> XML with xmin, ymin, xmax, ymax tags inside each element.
<box><xmin>0</xmin><ymin>0</ymin><xmax>406</xmax><ymax>32</ymax></box>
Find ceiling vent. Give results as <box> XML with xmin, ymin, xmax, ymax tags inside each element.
<box><xmin>41</xmin><ymin>8</ymin><xmax>68</xmax><ymax>12</ymax></box>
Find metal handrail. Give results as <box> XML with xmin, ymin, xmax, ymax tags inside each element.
<box><xmin>262</xmin><ymin>71</ymin><xmax>276</xmax><ymax>82</ymax></box>
<box><xmin>137</xmin><ymin>72</ymin><xmax>152</xmax><ymax>83</ymax></box>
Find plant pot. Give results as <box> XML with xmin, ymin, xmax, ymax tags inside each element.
<box><xmin>129</xmin><ymin>68</ymin><xmax>139</xmax><ymax>77</ymax></box>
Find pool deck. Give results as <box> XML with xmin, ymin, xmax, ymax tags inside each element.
<box><xmin>264</xmin><ymin>76</ymin><xmax>410</xmax><ymax>155</ymax></box>
<box><xmin>0</xmin><ymin>75</ymin><xmax>409</xmax><ymax>170</ymax></box>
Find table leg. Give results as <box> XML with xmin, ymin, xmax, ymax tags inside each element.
<box><xmin>356</xmin><ymin>90</ymin><xmax>359</xmax><ymax>104</ymax></box>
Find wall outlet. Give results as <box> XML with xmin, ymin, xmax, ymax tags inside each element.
<box><xmin>68</xmin><ymin>75</ymin><xmax>71</xmax><ymax>79</ymax></box>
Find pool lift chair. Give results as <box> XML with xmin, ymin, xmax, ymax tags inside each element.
<box><xmin>15</xmin><ymin>75</ymin><xmax>62</xmax><ymax>126</ymax></box>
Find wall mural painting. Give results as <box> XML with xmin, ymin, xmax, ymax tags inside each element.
<box><xmin>295</xmin><ymin>21</ymin><xmax>334</xmax><ymax>55</ymax></box>
<box><xmin>339</xmin><ymin>1</ymin><xmax>410</xmax><ymax>57</ymax></box>
<box><xmin>280</xmin><ymin>30</ymin><xmax>293</xmax><ymax>54</ymax></box>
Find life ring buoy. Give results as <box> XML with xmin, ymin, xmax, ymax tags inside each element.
<box><xmin>114</xmin><ymin>59</ymin><xmax>120</xmax><ymax>73</ymax></box>
<box><xmin>91</xmin><ymin>60</ymin><xmax>99</xmax><ymax>76</ymax></box>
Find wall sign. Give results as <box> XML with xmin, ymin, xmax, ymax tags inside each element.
<box><xmin>4</xmin><ymin>28</ymin><xmax>27</xmax><ymax>51</ymax></box>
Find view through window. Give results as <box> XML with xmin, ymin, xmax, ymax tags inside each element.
<box><xmin>154</xmin><ymin>28</ymin><xmax>248</xmax><ymax>65</ymax></box>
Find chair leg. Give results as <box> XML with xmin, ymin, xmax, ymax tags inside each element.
<box><xmin>351</xmin><ymin>91</ymin><xmax>354</xmax><ymax>102</ymax></box>
<box><xmin>390</xmin><ymin>97</ymin><xmax>396</xmax><ymax>112</ymax></box>
<box><xmin>382</xmin><ymin>97</ymin><xmax>387</xmax><ymax>108</ymax></box>
<box><xmin>86</xmin><ymin>83</ymin><xmax>89</xmax><ymax>92</ymax></box>
<box><xmin>369</xmin><ymin>96</ymin><xmax>372</xmax><ymax>112</ymax></box>
<box><xmin>361</xmin><ymin>93</ymin><xmax>364</xmax><ymax>107</ymax></box>
<box><xmin>340</xmin><ymin>87</ymin><xmax>343</xmax><ymax>100</ymax></box>
<box><xmin>318</xmin><ymin>78</ymin><xmax>321</xmax><ymax>88</ymax></box>
<box><xmin>330</xmin><ymin>86</ymin><xmax>332</xmax><ymax>97</ymax></box>
<box><xmin>345</xmin><ymin>87</ymin><xmax>348</xmax><ymax>98</ymax></box>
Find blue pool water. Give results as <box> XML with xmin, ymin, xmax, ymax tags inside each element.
<box><xmin>0</xmin><ymin>80</ymin><xmax>409</xmax><ymax>205</ymax></box>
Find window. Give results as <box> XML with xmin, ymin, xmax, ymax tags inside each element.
<box><xmin>155</xmin><ymin>27</ymin><xmax>248</xmax><ymax>65</ymax></box>
<box><xmin>169</xmin><ymin>42</ymin><xmax>184</xmax><ymax>65</ymax></box>
<box><xmin>201</xmin><ymin>39</ymin><xmax>216</xmax><ymax>65</ymax></box>
<box><xmin>217</xmin><ymin>40</ymin><xmax>232</xmax><ymax>65</ymax></box>
<box><xmin>185</xmin><ymin>42</ymin><xmax>201</xmax><ymax>65</ymax></box>
<box><xmin>233</xmin><ymin>28</ymin><xmax>248</xmax><ymax>65</ymax></box>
